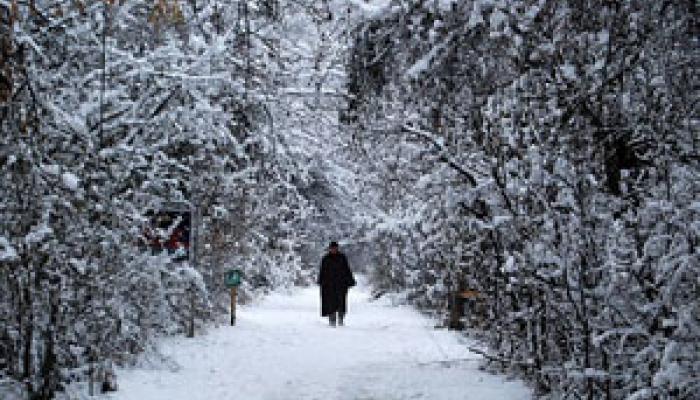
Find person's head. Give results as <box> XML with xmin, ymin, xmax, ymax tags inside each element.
<box><xmin>328</xmin><ymin>241</ymin><xmax>339</xmax><ymax>254</ymax></box>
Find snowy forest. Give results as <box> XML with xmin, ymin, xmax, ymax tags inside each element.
<box><xmin>1</xmin><ymin>1</ymin><xmax>698</xmax><ymax>399</ymax></box>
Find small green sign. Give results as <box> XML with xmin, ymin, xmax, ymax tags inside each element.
<box><xmin>225</xmin><ymin>269</ymin><xmax>242</xmax><ymax>287</ymax></box>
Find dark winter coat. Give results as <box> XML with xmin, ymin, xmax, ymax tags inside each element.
<box><xmin>318</xmin><ymin>252</ymin><xmax>356</xmax><ymax>317</ymax></box>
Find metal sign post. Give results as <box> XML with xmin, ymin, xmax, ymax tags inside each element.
<box><xmin>225</xmin><ymin>269</ymin><xmax>243</xmax><ymax>326</ymax></box>
<box><xmin>230</xmin><ymin>286</ymin><xmax>237</xmax><ymax>326</ymax></box>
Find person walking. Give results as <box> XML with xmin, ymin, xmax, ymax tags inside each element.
<box><xmin>318</xmin><ymin>241</ymin><xmax>356</xmax><ymax>327</ymax></box>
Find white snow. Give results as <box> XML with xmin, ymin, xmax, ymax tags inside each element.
<box><xmin>468</xmin><ymin>3</ymin><xmax>485</xmax><ymax>28</ymax></box>
<box><xmin>405</xmin><ymin>35</ymin><xmax>453</xmax><ymax>79</ymax></box>
<box><xmin>62</xmin><ymin>172</ymin><xmax>80</xmax><ymax>191</ymax></box>
<box><xmin>106</xmin><ymin>280</ymin><xmax>532</xmax><ymax>400</ymax></box>
<box><xmin>437</xmin><ymin>0</ymin><xmax>458</xmax><ymax>11</ymax></box>
<box><xmin>42</xmin><ymin>164</ymin><xmax>60</xmax><ymax>175</ymax></box>
<box><xmin>69</xmin><ymin>258</ymin><xmax>87</xmax><ymax>275</ymax></box>
<box><xmin>347</xmin><ymin>0</ymin><xmax>392</xmax><ymax>18</ymax></box>
<box><xmin>489</xmin><ymin>9</ymin><xmax>507</xmax><ymax>30</ymax></box>
<box><xmin>25</xmin><ymin>223</ymin><xmax>52</xmax><ymax>244</ymax></box>
<box><xmin>505</xmin><ymin>255</ymin><xmax>517</xmax><ymax>273</ymax></box>
<box><xmin>0</xmin><ymin>236</ymin><xmax>17</xmax><ymax>261</ymax></box>
<box><xmin>560</xmin><ymin>63</ymin><xmax>578</xmax><ymax>80</ymax></box>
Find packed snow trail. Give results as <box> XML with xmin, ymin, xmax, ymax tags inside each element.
<box><xmin>107</xmin><ymin>280</ymin><xmax>532</xmax><ymax>400</ymax></box>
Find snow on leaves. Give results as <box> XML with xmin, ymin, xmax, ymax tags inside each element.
<box><xmin>344</xmin><ymin>1</ymin><xmax>699</xmax><ymax>399</ymax></box>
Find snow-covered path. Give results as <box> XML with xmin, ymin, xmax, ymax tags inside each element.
<box><xmin>108</xmin><ymin>282</ymin><xmax>532</xmax><ymax>400</ymax></box>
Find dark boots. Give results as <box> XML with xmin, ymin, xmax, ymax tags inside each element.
<box><xmin>328</xmin><ymin>311</ymin><xmax>346</xmax><ymax>327</ymax></box>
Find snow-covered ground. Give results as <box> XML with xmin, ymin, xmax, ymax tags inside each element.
<box><xmin>106</xmin><ymin>281</ymin><xmax>532</xmax><ymax>400</ymax></box>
